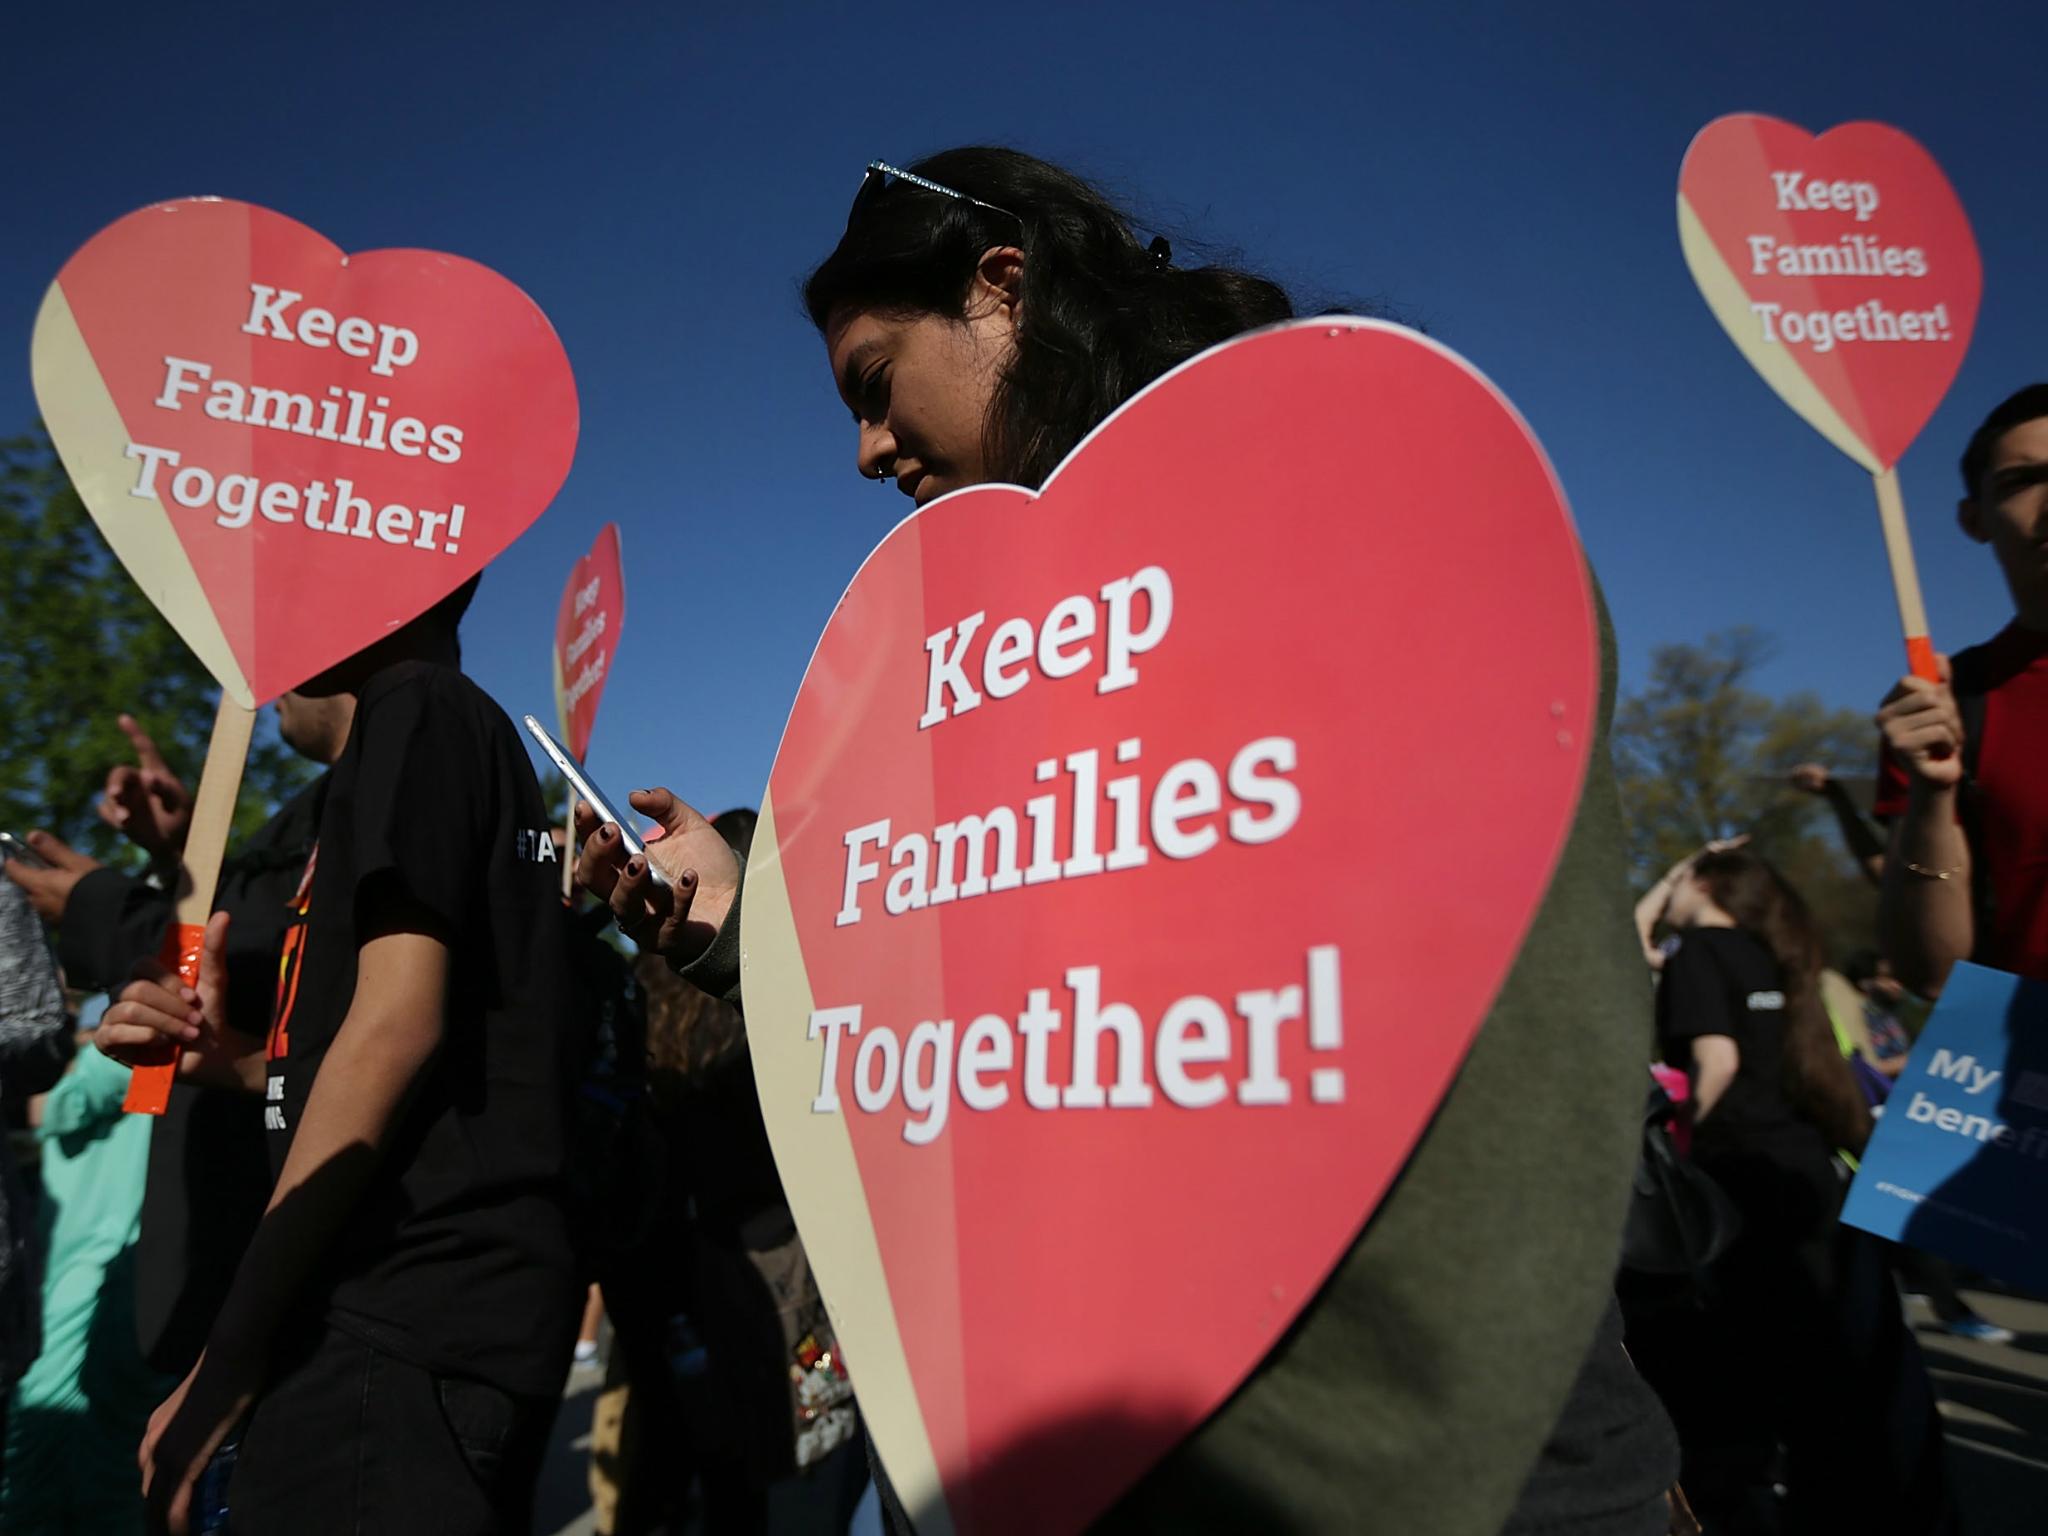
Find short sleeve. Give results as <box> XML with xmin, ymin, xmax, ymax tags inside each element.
<box><xmin>1656</xmin><ymin>936</ymin><xmax>1740</xmax><ymax>1056</ymax></box>
<box><xmin>1873</xmin><ymin>740</ymin><xmax>1911</xmax><ymax>822</ymax></box>
<box><xmin>344</xmin><ymin>672</ymin><xmax>486</xmax><ymax>933</ymax></box>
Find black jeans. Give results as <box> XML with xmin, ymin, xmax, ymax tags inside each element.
<box><xmin>230</xmin><ymin>1323</ymin><xmax>556</xmax><ymax>1535</ymax></box>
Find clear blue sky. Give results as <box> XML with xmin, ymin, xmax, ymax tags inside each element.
<box><xmin>3</xmin><ymin>2</ymin><xmax>2038</xmax><ymax>813</ymax></box>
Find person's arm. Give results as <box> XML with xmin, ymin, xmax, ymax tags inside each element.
<box><xmin>1789</xmin><ymin>764</ymin><xmax>1886</xmax><ymax>884</ymax></box>
<box><xmin>97</xmin><ymin>913</ymin><xmax>265</xmax><ymax>1095</ymax></box>
<box><xmin>1633</xmin><ymin>879</ymin><xmax>1673</xmax><ymax>971</ymax></box>
<box><xmin>97</xmin><ymin>712</ymin><xmax>195</xmax><ymax>879</ymax></box>
<box><xmin>576</xmin><ymin>787</ymin><xmax>743</xmax><ymax>1001</ymax></box>
<box><xmin>137</xmin><ymin>906</ymin><xmax>449</xmax><ymax>1534</ymax></box>
<box><xmin>1688</xmin><ymin>1034</ymin><xmax>1740</xmax><ymax>1122</ymax></box>
<box><xmin>1632</xmin><ymin>836</ymin><xmax>1750</xmax><ymax>973</ymax></box>
<box><xmin>54</xmin><ymin>861</ymin><xmax>172</xmax><ymax>991</ymax></box>
<box><xmin>1656</xmin><ymin>933</ymin><xmax>1747</xmax><ymax>1126</ymax></box>
<box><xmin>1874</xmin><ymin>664</ymin><xmax>1973</xmax><ymax>997</ymax></box>
<box><xmin>4</xmin><ymin>829</ymin><xmax>108</xmax><ymax>930</ymax></box>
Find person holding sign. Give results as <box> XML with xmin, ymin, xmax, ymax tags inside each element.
<box><xmin>1630</xmin><ymin>848</ymin><xmax>1951</xmax><ymax>1533</ymax></box>
<box><xmin>584</xmin><ymin>147</ymin><xmax>1679</xmax><ymax>1536</ymax></box>
<box><xmin>98</xmin><ymin>581</ymin><xmax>581</xmax><ymax>1535</ymax></box>
<box><xmin>7</xmin><ymin>708</ymin><xmax>345</xmax><ymax>1387</ymax></box>
<box><xmin>1876</xmin><ymin>384</ymin><xmax>2048</xmax><ymax>995</ymax></box>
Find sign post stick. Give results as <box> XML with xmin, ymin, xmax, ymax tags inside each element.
<box><xmin>1872</xmin><ymin>467</ymin><xmax>1942</xmax><ymax>684</ymax></box>
<box><xmin>562</xmin><ymin>786</ymin><xmax>576</xmax><ymax>900</ymax></box>
<box><xmin>121</xmin><ymin>694</ymin><xmax>258</xmax><ymax>1115</ymax></box>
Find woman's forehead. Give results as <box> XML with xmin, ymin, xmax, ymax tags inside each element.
<box><xmin>825</xmin><ymin>305</ymin><xmax>887</xmax><ymax>358</ymax></box>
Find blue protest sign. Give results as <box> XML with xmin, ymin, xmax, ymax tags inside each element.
<box><xmin>1841</xmin><ymin>962</ymin><xmax>2048</xmax><ymax>1290</ymax></box>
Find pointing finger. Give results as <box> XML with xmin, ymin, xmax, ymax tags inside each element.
<box><xmin>119</xmin><ymin>713</ymin><xmax>172</xmax><ymax>776</ymax></box>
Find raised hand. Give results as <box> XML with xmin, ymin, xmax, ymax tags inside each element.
<box><xmin>98</xmin><ymin>912</ymin><xmax>260</xmax><ymax>1092</ymax></box>
<box><xmin>1787</xmin><ymin>763</ymin><xmax>1832</xmax><ymax>795</ymax></box>
<box><xmin>1876</xmin><ymin>655</ymin><xmax>1964</xmax><ymax>790</ymax></box>
<box><xmin>99</xmin><ymin>713</ymin><xmax>193</xmax><ymax>861</ymax></box>
<box><xmin>574</xmin><ymin>787</ymin><xmax>739</xmax><ymax>966</ymax></box>
<box><xmin>1</xmin><ymin>829</ymin><xmax>101</xmax><ymax>923</ymax></box>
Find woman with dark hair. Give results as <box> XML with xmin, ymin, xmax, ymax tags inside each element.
<box><xmin>807</xmin><ymin>150</ymin><xmax>1295</xmax><ymax>495</ymax></box>
<box><xmin>585</xmin><ymin>146</ymin><xmax>1679</xmax><ymax>1534</ymax></box>
<box><xmin>1633</xmin><ymin>848</ymin><xmax>1952</xmax><ymax>1534</ymax></box>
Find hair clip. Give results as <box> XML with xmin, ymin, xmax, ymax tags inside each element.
<box><xmin>1148</xmin><ymin>236</ymin><xmax>1172</xmax><ymax>269</ymax></box>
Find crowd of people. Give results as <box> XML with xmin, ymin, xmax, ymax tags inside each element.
<box><xmin>0</xmin><ymin>147</ymin><xmax>2041</xmax><ymax>1535</ymax></box>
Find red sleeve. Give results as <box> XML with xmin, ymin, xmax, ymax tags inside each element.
<box><xmin>1873</xmin><ymin>740</ymin><xmax>1911</xmax><ymax>822</ymax></box>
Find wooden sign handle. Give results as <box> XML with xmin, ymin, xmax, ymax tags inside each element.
<box><xmin>123</xmin><ymin>694</ymin><xmax>258</xmax><ymax>1115</ymax></box>
<box><xmin>1872</xmin><ymin>467</ymin><xmax>1941</xmax><ymax>684</ymax></box>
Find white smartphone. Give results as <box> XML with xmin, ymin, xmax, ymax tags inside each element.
<box><xmin>521</xmin><ymin>715</ymin><xmax>671</xmax><ymax>888</ymax></box>
<box><xmin>0</xmin><ymin>832</ymin><xmax>50</xmax><ymax>869</ymax></box>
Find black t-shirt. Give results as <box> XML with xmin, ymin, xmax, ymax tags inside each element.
<box><xmin>57</xmin><ymin>777</ymin><xmax>330</xmax><ymax>1375</ymax></box>
<box><xmin>263</xmin><ymin>660</ymin><xmax>578</xmax><ymax>1396</ymax></box>
<box><xmin>1655</xmin><ymin>927</ymin><xmax>1829</xmax><ymax>1170</ymax></box>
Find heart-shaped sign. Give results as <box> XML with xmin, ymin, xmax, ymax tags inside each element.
<box><xmin>554</xmin><ymin>521</ymin><xmax>625</xmax><ymax>759</ymax></box>
<box><xmin>741</xmin><ymin>320</ymin><xmax>1598</xmax><ymax>1534</ymax></box>
<box><xmin>32</xmin><ymin>199</ymin><xmax>578</xmax><ymax>706</ymax></box>
<box><xmin>1678</xmin><ymin>114</ymin><xmax>1980</xmax><ymax>472</ymax></box>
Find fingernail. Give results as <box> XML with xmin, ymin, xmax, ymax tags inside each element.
<box><xmin>182</xmin><ymin>1025</ymin><xmax>202</xmax><ymax>1041</ymax></box>
<box><xmin>681</xmin><ymin>869</ymin><xmax>698</xmax><ymax>885</ymax></box>
<box><xmin>628</xmin><ymin>858</ymin><xmax>644</xmax><ymax>877</ymax></box>
<box><xmin>180</xmin><ymin>987</ymin><xmax>198</xmax><ymax>1003</ymax></box>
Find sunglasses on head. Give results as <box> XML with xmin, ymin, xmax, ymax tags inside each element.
<box><xmin>847</xmin><ymin>160</ymin><xmax>1021</xmax><ymax>232</ymax></box>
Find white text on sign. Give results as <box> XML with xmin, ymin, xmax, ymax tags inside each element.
<box><xmin>808</xmin><ymin>945</ymin><xmax>1347</xmax><ymax>1145</ymax></box>
<box><xmin>561</xmin><ymin>575</ymin><xmax>610</xmax><ymax>716</ymax></box>
<box><xmin>811</xmin><ymin>553</ymin><xmax>1336</xmax><ymax>1147</ymax></box>
<box><xmin>918</xmin><ymin>565</ymin><xmax>1174</xmax><ymax>728</ymax></box>
<box><xmin>1744</xmin><ymin>168</ymin><xmax>1952</xmax><ymax>356</ymax></box>
<box><xmin>121</xmin><ymin>283</ymin><xmax>473</xmax><ymax>554</ymax></box>
<box><xmin>836</xmin><ymin>562</ymin><xmax>1299</xmax><ymax>925</ymax></box>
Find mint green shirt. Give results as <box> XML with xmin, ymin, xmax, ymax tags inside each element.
<box><xmin>2</xmin><ymin>1044</ymin><xmax>169</xmax><ymax>1534</ymax></box>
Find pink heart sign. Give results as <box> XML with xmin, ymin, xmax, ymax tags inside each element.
<box><xmin>554</xmin><ymin>521</ymin><xmax>625</xmax><ymax>759</ymax></box>
<box><xmin>1679</xmin><ymin>114</ymin><xmax>1981</xmax><ymax>472</ymax></box>
<box><xmin>32</xmin><ymin>198</ymin><xmax>578</xmax><ymax>705</ymax></box>
<box><xmin>741</xmin><ymin>320</ymin><xmax>1599</xmax><ymax>1535</ymax></box>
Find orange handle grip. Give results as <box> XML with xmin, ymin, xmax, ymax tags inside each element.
<box><xmin>121</xmin><ymin>920</ymin><xmax>206</xmax><ymax>1116</ymax></box>
<box><xmin>1905</xmin><ymin>634</ymin><xmax>1940</xmax><ymax>684</ymax></box>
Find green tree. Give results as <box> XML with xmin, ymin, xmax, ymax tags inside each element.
<box><xmin>0</xmin><ymin>429</ymin><xmax>314</xmax><ymax>866</ymax></box>
<box><xmin>1613</xmin><ymin>628</ymin><xmax>1880</xmax><ymax>963</ymax></box>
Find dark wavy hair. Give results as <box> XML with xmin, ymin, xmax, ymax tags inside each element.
<box><xmin>804</xmin><ymin>147</ymin><xmax>1298</xmax><ymax>488</ymax></box>
<box><xmin>1692</xmin><ymin>850</ymin><xmax>1873</xmax><ymax>1156</ymax></box>
<box><xmin>1960</xmin><ymin>382</ymin><xmax>2048</xmax><ymax>497</ymax></box>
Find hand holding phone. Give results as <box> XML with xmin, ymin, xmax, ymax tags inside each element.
<box><xmin>0</xmin><ymin>832</ymin><xmax>52</xmax><ymax>869</ymax></box>
<box><xmin>0</xmin><ymin>830</ymin><xmax>102</xmax><ymax>925</ymax></box>
<box><xmin>521</xmin><ymin>716</ymin><xmax>670</xmax><ymax>887</ymax></box>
